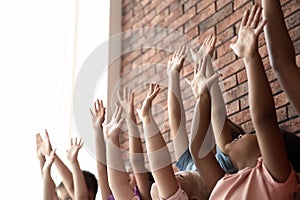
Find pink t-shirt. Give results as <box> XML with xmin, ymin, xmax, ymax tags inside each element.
<box><xmin>210</xmin><ymin>157</ymin><xmax>300</xmax><ymax>200</ymax></box>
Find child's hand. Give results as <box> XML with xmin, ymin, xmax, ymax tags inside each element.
<box><xmin>90</xmin><ymin>99</ymin><xmax>106</xmax><ymax>129</ymax></box>
<box><xmin>104</xmin><ymin>105</ymin><xmax>124</xmax><ymax>140</ymax></box>
<box><xmin>66</xmin><ymin>137</ymin><xmax>84</xmax><ymax>164</ymax></box>
<box><xmin>43</xmin><ymin>149</ymin><xmax>56</xmax><ymax>171</ymax></box>
<box><xmin>187</xmin><ymin>56</ymin><xmax>220</xmax><ymax>98</ymax></box>
<box><xmin>167</xmin><ymin>45</ymin><xmax>185</xmax><ymax>73</ymax></box>
<box><xmin>118</xmin><ymin>87</ymin><xmax>135</xmax><ymax>118</ymax></box>
<box><xmin>136</xmin><ymin>83</ymin><xmax>160</xmax><ymax>121</ymax></box>
<box><xmin>36</xmin><ymin>129</ymin><xmax>53</xmax><ymax>159</ymax></box>
<box><xmin>230</xmin><ymin>5</ymin><xmax>267</xmax><ymax>58</ymax></box>
<box><xmin>191</xmin><ymin>34</ymin><xmax>216</xmax><ymax>63</ymax></box>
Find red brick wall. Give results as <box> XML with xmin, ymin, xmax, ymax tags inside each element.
<box><xmin>120</xmin><ymin>0</ymin><xmax>300</xmax><ymax>154</ymax></box>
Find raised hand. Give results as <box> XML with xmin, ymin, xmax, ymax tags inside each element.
<box><xmin>230</xmin><ymin>5</ymin><xmax>267</xmax><ymax>58</ymax></box>
<box><xmin>43</xmin><ymin>149</ymin><xmax>56</xmax><ymax>171</ymax></box>
<box><xmin>118</xmin><ymin>87</ymin><xmax>135</xmax><ymax>118</ymax></box>
<box><xmin>167</xmin><ymin>45</ymin><xmax>185</xmax><ymax>73</ymax></box>
<box><xmin>104</xmin><ymin>104</ymin><xmax>124</xmax><ymax>139</ymax></box>
<box><xmin>136</xmin><ymin>83</ymin><xmax>160</xmax><ymax>120</ymax></box>
<box><xmin>187</xmin><ymin>56</ymin><xmax>220</xmax><ymax>98</ymax></box>
<box><xmin>66</xmin><ymin>137</ymin><xmax>84</xmax><ymax>164</ymax></box>
<box><xmin>90</xmin><ymin>99</ymin><xmax>106</xmax><ymax>129</ymax></box>
<box><xmin>191</xmin><ymin>34</ymin><xmax>216</xmax><ymax>63</ymax></box>
<box><xmin>36</xmin><ymin>129</ymin><xmax>53</xmax><ymax>159</ymax></box>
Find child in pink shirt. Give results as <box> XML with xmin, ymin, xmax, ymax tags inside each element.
<box><xmin>189</xmin><ymin>5</ymin><xmax>300</xmax><ymax>200</ymax></box>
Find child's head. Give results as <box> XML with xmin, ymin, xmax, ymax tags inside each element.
<box><xmin>225</xmin><ymin>133</ymin><xmax>261</xmax><ymax>170</ymax></box>
<box><xmin>150</xmin><ymin>171</ymin><xmax>209</xmax><ymax>200</ymax></box>
<box><xmin>82</xmin><ymin>170</ymin><xmax>98</xmax><ymax>200</ymax></box>
<box><xmin>56</xmin><ymin>182</ymin><xmax>72</xmax><ymax>200</ymax></box>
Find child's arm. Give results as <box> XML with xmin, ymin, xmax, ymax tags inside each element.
<box><xmin>43</xmin><ymin>130</ymin><xmax>75</xmax><ymax>199</ymax></box>
<box><xmin>105</xmin><ymin>105</ymin><xmax>136</xmax><ymax>200</ymax></box>
<box><xmin>137</xmin><ymin>83</ymin><xmax>179</xmax><ymax>199</ymax></box>
<box><xmin>230</xmin><ymin>5</ymin><xmax>291</xmax><ymax>182</ymax></box>
<box><xmin>192</xmin><ymin>35</ymin><xmax>232</xmax><ymax>153</ymax></box>
<box><xmin>42</xmin><ymin>150</ymin><xmax>59</xmax><ymax>200</ymax></box>
<box><xmin>90</xmin><ymin>99</ymin><xmax>112</xmax><ymax>200</ymax></box>
<box><xmin>66</xmin><ymin>138</ymin><xmax>89</xmax><ymax>200</ymax></box>
<box><xmin>262</xmin><ymin>0</ymin><xmax>300</xmax><ymax>115</ymax></box>
<box><xmin>167</xmin><ymin>45</ymin><xmax>189</xmax><ymax>159</ymax></box>
<box><xmin>118</xmin><ymin>88</ymin><xmax>152</xmax><ymax>200</ymax></box>
<box><xmin>187</xmin><ymin>56</ymin><xmax>225</xmax><ymax>192</ymax></box>
<box><xmin>36</xmin><ymin>133</ymin><xmax>46</xmax><ymax>176</ymax></box>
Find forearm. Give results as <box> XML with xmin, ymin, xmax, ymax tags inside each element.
<box><xmin>142</xmin><ymin>114</ymin><xmax>178</xmax><ymax>199</ymax></box>
<box><xmin>168</xmin><ymin>71</ymin><xmax>189</xmax><ymax>158</ymax></box>
<box><xmin>70</xmin><ymin>161</ymin><xmax>89</xmax><ymax>200</ymax></box>
<box><xmin>94</xmin><ymin>126</ymin><xmax>112</xmax><ymax>199</ymax></box>
<box><xmin>43</xmin><ymin>169</ymin><xmax>57</xmax><ymax>200</ymax></box>
<box><xmin>244</xmin><ymin>53</ymin><xmax>277</xmax><ymax>123</ymax></box>
<box><xmin>38</xmin><ymin>157</ymin><xmax>46</xmax><ymax>176</ymax></box>
<box><xmin>107</xmin><ymin>136</ymin><xmax>134</xmax><ymax>199</ymax></box>
<box><xmin>54</xmin><ymin>156</ymin><xmax>74</xmax><ymax>198</ymax></box>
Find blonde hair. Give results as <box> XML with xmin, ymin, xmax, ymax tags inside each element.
<box><xmin>186</xmin><ymin>171</ymin><xmax>210</xmax><ymax>200</ymax></box>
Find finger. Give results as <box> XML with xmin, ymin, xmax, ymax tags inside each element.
<box><xmin>185</xmin><ymin>78</ymin><xmax>192</xmax><ymax>86</ymax></box>
<box><xmin>45</xmin><ymin>129</ymin><xmax>50</xmax><ymax>140</ymax></box>
<box><xmin>115</xmin><ymin>105</ymin><xmax>122</xmax><ymax>121</ymax></box>
<box><xmin>149</xmin><ymin>83</ymin><xmax>154</xmax><ymax>94</ymax></box>
<box><xmin>89</xmin><ymin>108</ymin><xmax>94</xmax><ymax>117</ymax></box>
<box><xmin>78</xmin><ymin>138</ymin><xmax>84</xmax><ymax>148</ymax></box>
<box><xmin>203</xmin><ymin>35</ymin><xmax>210</xmax><ymax>46</ymax></box>
<box><xmin>130</xmin><ymin>92</ymin><xmax>134</xmax><ymax>104</ymax></box>
<box><xmin>94</xmin><ymin>101</ymin><xmax>98</xmax><ymax>113</ymax></box>
<box><xmin>124</xmin><ymin>87</ymin><xmax>128</xmax><ymax>101</ymax></box>
<box><xmin>36</xmin><ymin>133</ymin><xmax>43</xmax><ymax>143</ymax></box>
<box><xmin>255</xmin><ymin>19</ymin><xmax>267</xmax><ymax>35</ymax></box>
<box><xmin>178</xmin><ymin>44</ymin><xmax>185</xmax><ymax>56</ymax></box>
<box><xmin>246</xmin><ymin>5</ymin><xmax>257</xmax><ymax>26</ymax></box>
<box><xmin>70</xmin><ymin>138</ymin><xmax>73</xmax><ymax>146</ymax></box>
<box><xmin>117</xmin><ymin>118</ymin><xmax>125</xmax><ymax>128</ymax></box>
<box><xmin>209</xmin><ymin>34</ymin><xmax>216</xmax><ymax>47</ymax></box>
<box><xmin>99</xmin><ymin>100</ymin><xmax>104</xmax><ymax>110</ymax></box>
<box><xmin>97</xmin><ymin>99</ymin><xmax>101</xmax><ymax>111</ymax></box>
<box><xmin>117</xmin><ymin>90</ymin><xmax>123</xmax><ymax>102</ymax></box>
<box><xmin>241</xmin><ymin>10</ymin><xmax>249</xmax><ymax>27</ymax></box>
<box><xmin>149</xmin><ymin>85</ymin><xmax>160</xmax><ymax>99</ymax></box>
<box><xmin>199</xmin><ymin>56</ymin><xmax>208</xmax><ymax>76</ymax></box>
<box><xmin>74</xmin><ymin>137</ymin><xmax>77</xmax><ymax>145</ymax></box>
<box><xmin>113</xmin><ymin>102</ymin><xmax>119</xmax><ymax>119</ymax></box>
<box><xmin>251</xmin><ymin>6</ymin><xmax>262</xmax><ymax>28</ymax></box>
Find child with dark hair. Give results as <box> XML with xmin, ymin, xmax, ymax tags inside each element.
<box><xmin>190</xmin><ymin>5</ymin><xmax>300</xmax><ymax>199</ymax></box>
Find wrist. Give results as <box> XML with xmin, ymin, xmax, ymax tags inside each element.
<box><xmin>243</xmin><ymin>51</ymin><xmax>260</xmax><ymax>61</ymax></box>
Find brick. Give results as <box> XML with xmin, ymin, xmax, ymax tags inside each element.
<box><xmin>240</xmin><ymin>120</ymin><xmax>254</xmax><ymax>133</ymax></box>
<box><xmin>285</xmin><ymin>10</ymin><xmax>300</xmax><ymax>30</ymax></box>
<box><xmin>274</xmin><ymin>92</ymin><xmax>289</xmax><ymax>108</ymax></box>
<box><xmin>216</xmin><ymin>37</ymin><xmax>236</xmax><ymax>57</ymax></box>
<box><xmin>220</xmin><ymin>74</ymin><xmax>237</xmax><ymax>92</ymax></box>
<box><xmin>183</xmin><ymin>0</ymin><xmax>198</xmax><ymax>12</ymax></box>
<box><xmin>216</xmin><ymin>1</ymin><xmax>252</xmax><ymax>34</ymax></box>
<box><xmin>240</xmin><ymin>94</ymin><xmax>249</xmax><ymax>109</ymax></box>
<box><xmin>213</xmin><ymin>51</ymin><xmax>236</xmax><ymax>69</ymax></box>
<box><xmin>216</xmin><ymin>0</ymin><xmax>232</xmax><ymax>10</ymax></box>
<box><xmin>156</xmin><ymin>0</ymin><xmax>173</xmax><ymax>15</ymax></box>
<box><xmin>216</xmin><ymin>27</ymin><xmax>235</xmax><ymax>46</ymax></box>
<box><xmin>196</xmin><ymin>0</ymin><xmax>215</xmax><ymax>13</ymax></box>
<box><xmin>276</xmin><ymin>106</ymin><xmax>288</xmax><ymax>123</ymax></box>
<box><xmin>189</xmin><ymin>3</ymin><xmax>216</xmax><ymax>32</ymax></box>
<box><xmin>289</xmin><ymin>26</ymin><xmax>300</xmax><ymax>42</ymax></box>
<box><xmin>283</xmin><ymin>0</ymin><xmax>300</xmax><ymax>17</ymax></box>
<box><xmin>219</xmin><ymin>59</ymin><xmax>244</xmax><ymax>80</ymax></box>
<box><xmin>287</xmin><ymin>104</ymin><xmax>299</xmax><ymax>118</ymax></box>
<box><xmin>237</xmin><ymin>69</ymin><xmax>247</xmax><ymax>84</ymax></box>
<box><xmin>233</xmin><ymin>0</ymin><xmax>251</xmax><ymax>10</ymax></box>
<box><xmin>200</xmin><ymin>3</ymin><xmax>233</xmax><ymax>34</ymax></box>
<box><xmin>185</xmin><ymin>26</ymin><xmax>199</xmax><ymax>39</ymax></box>
<box><xmin>170</xmin><ymin>7</ymin><xmax>196</xmax><ymax>30</ymax></box>
<box><xmin>229</xmin><ymin>108</ymin><xmax>251</xmax><ymax>125</ymax></box>
<box><xmin>270</xmin><ymin>80</ymin><xmax>282</xmax><ymax>95</ymax></box>
<box><xmin>223</xmin><ymin>82</ymin><xmax>248</xmax><ymax>103</ymax></box>
<box><xmin>226</xmin><ymin>100</ymin><xmax>240</xmax><ymax>115</ymax></box>
<box><xmin>280</xmin><ymin>117</ymin><xmax>300</xmax><ymax>133</ymax></box>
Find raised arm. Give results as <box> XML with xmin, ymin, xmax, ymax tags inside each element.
<box><xmin>42</xmin><ymin>130</ymin><xmax>75</xmax><ymax>199</ymax></box>
<box><xmin>105</xmin><ymin>105</ymin><xmax>137</xmax><ymax>200</ymax></box>
<box><xmin>90</xmin><ymin>99</ymin><xmax>112</xmax><ymax>200</ymax></box>
<box><xmin>191</xmin><ymin>35</ymin><xmax>231</xmax><ymax>153</ymax></box>
<box><xmin>137</xmin><ymin>83</ymin><xmax>180</xmax><ymax>199</ymax></box>
<box><xmin>118</xmin><ymin>87</ymin><xmax>152</xmax><ymax>200</ymax></box>
<box><xmin>42</xmin><ymin>150</ymin><xmax>59</xmax><ymax>200</ymax></box>
<box><xmin>66</xmin><ymin>138</ymin><xmax>89</xmax><ymax>200</ymax></box>
<box><xmin>167</xmin><ymin>45</ymin><xmax>189</xmax><ymax>159</ymax></box>
<box><xmin>230</xmin><ymin>5</ymin><xmax>291</xmax><ymax>182</ymax></box>
<box><xmin>187</xmin><ymin>56</ymin><xmax>225</xmax><ymax>192</ymax></box>
<box><xmin>261</xmin><ymin>0</ymin><xmax>300</xmax><ymax>115</ymax></box>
